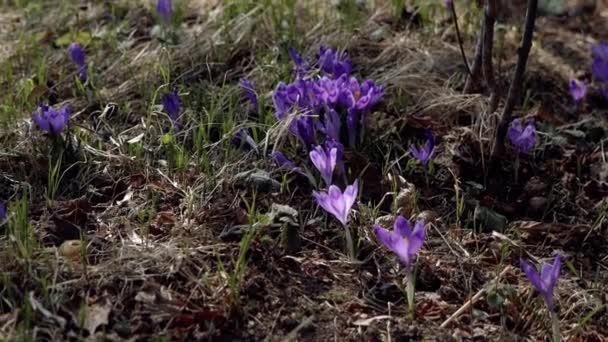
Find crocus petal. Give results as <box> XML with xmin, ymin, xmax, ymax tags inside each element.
<box><xmin>33</xmin><ymin>110</ymin><xmax>50</xmax><ymax>133</ymax></box>
<box><xmin>0</xmin><ymin>201</ymin><xmax>5</xmax><ymax>221</ymax></box>
<box><xmin>394</xmin><ymin>216</ymin><xmax>413</xmax><ymax>238</ymax></box>
<box><xmin>408</xmin><ymin>219</ymin><xmax>426</xmax><ymax>255</ymax></box>
<box><xmin>240</xmin><ymin>78</ymin><xmax>259</xmax><ymax>114</ymax></box>
<box><xmin>543</xmin><ymin>254</ymin><xmax>562</xmax><ymax>292</ymax></box>
<box><xmin>156</xmin><ymin>0</ymin><xmax>172</xmax><ymax>22</ymax></box>
<box><xmin>68</xmin><ymin>43</ymin><xmax>85</xmax><ymax>67</ymax></box>
<box><xmin>343</xmin><ymin>179</ymin><xmax>358</xmax><ymax>214</ymax></box>
<box><xmin>521</xmin><ymin>258</ymin><xmax>544</xmax><ymax>295</ymax></box>
<box><xmin>373</xmin><ymin>225</ymin><xmax>396</xmax><ymax>252</ymax></box>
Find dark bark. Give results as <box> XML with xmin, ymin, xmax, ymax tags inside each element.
<box><xmin>482</xmin><ymin>0</ymin><xmax>499</xmax><ymax>113</ymax></box>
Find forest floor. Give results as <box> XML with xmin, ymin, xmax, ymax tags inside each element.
<box><xmin>0</xmin><ymin>1</ymin><xmax>607</xmax><ymax>341</ymax></box>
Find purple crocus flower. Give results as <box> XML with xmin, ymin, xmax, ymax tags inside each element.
<box><xmin>288</xmin><ymin>47</ymin><xmax>308</xmax><ymax>78</ymax></box>
<box><xmin>373</xmin><ymin>216</ymin><xmax>426</xmax><ymax>269</ymax></box>
<box><xmin>520</xmin><ymin>254</ymin><xmax>562</xmax><ymax>311</ymax></box>
<box><xmin>0</xmin><ymin>201</ymin><xmax>6</xmax><ymax>221</ymax></box>
<box><xmin>320</xmin><ymin>108</ymin><xmax>341</xmax><ymax>141</ymax></box>
<box><xmin>156</xmin><ymin>0</ymin><xmax>172</xmax><ymax>23</ymax></box>
<box><xmin>507</xmin><ymin>119</ymin><xmax>535</xmax><ymax>155</ymax></box>
<box><xmin>290</xmin><ymin>116</ymin><xmax>316</xmax><ymax>149</ymax></box>
<box><xmin>409</xmin><ymin>131</ymin><xmax>435</xmax><ymax>166</ymax></box>
<box><xmin>68</xmin><ymin>43</ymin><xmax>87</xmax><ymax>81</ymax></box>
<box><xmin>239</xmin><ymin>78</ymin><xmax>259</xmax><ymax>114</ymax></box>
<box><xmin>325</xmin><ymin>139</ymin><xmax>345</xmax><ymax>174</ymax></box>
<box><xmin>232</xmin><ymin>129</ymin><xmax>258</xmax><ymax>151</ymax></box>
<box><xmin>273</xmin><ymin>82</ymin><xmax>291</xmax><ymax>120</ymax></box>
<box><xmin>357</xmin><ymin>79</ymin><xmax>384</xmax><ymax>111</ymax></box>
<box><xmin>569</xmin><ymin>79</ymin><xmax>588</xmax><ymax>105</ymax></box>
<box><xmin>271</xmin><ymin>151</ymin><xmax>304</xmax><ymax>175</ymax></box>
<box><xmin>161</xmin><ymin>88</ymin><xmax>181</xmax><ymax>128</ymax></box>
<box><xmin>591</xmin><ymin>42</ymin><xmax>608</xmax><ymax>83</ymax></box>
<box><xmin>444</xmin><ymin>0</ymin><xmax>453</xmax><ymax>7</ymax></box>
<box><xmin>314</xmin><ymin>77</ymin><xmax>340</xmax><ymax>106</ymax></box>
<box><xmin>33</xmin><ymin>104</ymin><xmax>70</xmax><ymax>136</ymax></box>
<box><xmin>313</xmin><ymin>180</ymin><xmax>358</xmax><ymax>226</ymax></box>
<box><xmin>309</xmin><ymin>144</ymin><xmax>338</xmax><ymax>186</ymax></box>
<box><xmin>318</xmin><ymin>47</ymin><xmax>352</xmax><ymax>78</ymax></box>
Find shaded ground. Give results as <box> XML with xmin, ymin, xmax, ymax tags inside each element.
<box><xmin>0</xmin><ymin>0</ymin><xmax>607</xmax><ymax>341</ymax></box>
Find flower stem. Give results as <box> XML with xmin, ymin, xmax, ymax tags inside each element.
<box><xmin>551</xmin><ymin>310</ymin><xmax>561</xmax><ymax>342</ymax></box>
<box><xmin>405</xmin><ymin>270</ymin><xmax>415</xmax><ymax>317</ymax></box>
<box><xmin>344</xmin><ymin>224</ymin><xmax>356</xmax><ymax>261</ymax></box>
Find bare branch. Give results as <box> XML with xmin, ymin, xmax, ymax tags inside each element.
<box><xmin>493</xmin><ymin>0</ymin><xmax>539</xmax><ymax>157</ymax></box>
<box><xmin>482</xmin><ymin>0</ymin><xmax>499</xmax><ymax>113</ymax></box>
<box><xmin>449</xmin><ymin>2</ymin><xmax>471</xmax><ymax>77</ymax></box>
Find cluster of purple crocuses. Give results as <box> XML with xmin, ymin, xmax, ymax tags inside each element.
<box><xmin>269</xmin><ymin>46</ymin><xmax>384</xmax><ymax>259</ymax></box>
<box><xmin>568</xmin><ymin>42</ymin><xmax>608</xmax><ymax>106</ymax></box>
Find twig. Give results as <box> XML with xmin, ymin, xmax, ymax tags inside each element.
<box><xmin>284</xmin><ymin>315</ymin><xmax>315</xmax><ymax>341</ymax></box>
<box><xmin>482</xmin><ymin>0</ymin><xmax>499</xmax><ymax>113</ymax></box>
<box><xmin>493</xmin><ymin>0</ymin><xmax>539</xmax><ymax>157</ymax></box>
<box><xmin>440</xmin><ymin>266</ymin><xmax>511</xmax><ymax>329</ymax></box>
<box><xmin>449</xmin><ymin>2</ymin><xmax>471</xmax><ymax>76</ymax></box>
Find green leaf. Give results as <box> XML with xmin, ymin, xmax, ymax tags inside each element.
<box><xmin>55</xmin><ymin>31</ymin><xmax>92</xmax><ymax>47</ymax></box>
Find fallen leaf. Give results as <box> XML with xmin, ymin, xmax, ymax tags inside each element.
<box><xmin>83</xmin><ymin>300</ymin><xmax>111</xmax><ymax>334</ymax></box>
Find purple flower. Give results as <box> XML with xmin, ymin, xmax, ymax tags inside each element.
<box><xmin>288</xmin><ymin>47</ymin><xmax>308</xmax><ymax>78</ymax></box>
<box><xmin>373</xmin><ymin>216</ymin><xmax>426</xmax><ymax>269</ymax></box>
<box><xmin>313</xmin><ymin>180</ymin><xmax>358</xmax><ymax>226</ymax></box>
<box><xmin>239</xmin><ymin>78</ymin><xmax>259</xmax><ymax>114</ymax></box>
<box><xmin>161</xmin><ymin>88</ymin><xmax>181</xmax><ymax>128</ymax></box>
<box><xmin>273</xmin><ymin>79</ymin><xmax>317</xmax><ymax>120</ymax></box>
<box><xmin>318</xmin><ymin>47</ymin><xmax>352</xmax><ymax>78</ymax></box>
<box><xmin>357</xmin><ymin>79</ymin><xmax>384</xmax><ymax>111</ymax></box>
<box><xmin>273</xmin><ymin>82</ymin><xmax>291</xmax><ymax>120</ymax></box>
<box><xmin>569</xmin><ymin>79</ymin><xmax>588</xmax><ymax>105</ymax></box>
<box><xmin>325</xmin><ymin>139</ymin><xmax>345</xmax><ymax>174</ymax></box>
<box><xmin>314</xmin><ymin>77</ymin><xmax>340</xmax><ymax>106</ymax></box>
<box><xmin>0</xmin><ymin>201</ymin><xmax>6</xmax><ymax>221</ymax></box>
<box><xmin>409</xmin><ymin>131</ymin><xmax>435</xmax><ymax>166</ymax></box>
<box><xmin>320</xmin><ymin>108</ymin><xmax>341</xmax><ymax>141</ymax></box>
<box><xmin>309</xmin><ymin>144</ymin><xmax>338</xmax><ymax>186</ymax></box>
<box><xmin>520</xmin><ymin>254</ymin><xmax>562</xmax><ymax>311</ymax></box>
<box><xmin>156</xmin><ymin>0</ymin><xmax>172</xmax><ymax>22</ymax></box>
<box><xmin>507</xmin><ymin>119</ymin><xmax>535</xmax><ymax>155</ymax></box>
<box><xmin>68</xmin><ymin>43</ymin><xmax>87</xmax><ymax>81</ymax></box>
<box><xmin>444</xmin><ymin>0</ymin><xmax>453</xmax><ymax>7</ymax></box>
<box><xmin>591</xmin><ymin>42</ymin><xmax>608</xmax><ymax>83</ymax></box>
<box><xmin>272</xmin><ymin>151</ymin><xmax>304</xmax><ymax>175</ymax></box>
<box><xmin>290</xmin><ymin>116</ymin><xmax>316</xmax><ymax>149</ymax></box>
<box><xmin>33</xmin><ymin>104</ymin><xmax>70</xmax><ymax>136</ymax></box>
<box><xmin>338</xmin><ymin>77</ymin><xmax>384</xmax><ymax>112</ymax></box>
<box><xmin>232</xmin><ymin>129</ymin><xmax>258</xmax><ymax>150</ymax></box>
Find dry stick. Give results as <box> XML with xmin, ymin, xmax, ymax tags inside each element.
<box><xmin>493</xmin><ymin>0</ymin><xmax>539</xmax><ymax>157</ymax></box>
<box><xmin>482</xmin><ymin>0</ymin><xmax>499</xmax><ymax>113</ymax></box>
<box><xmin>440</xmin><ymin>266</ymin><xmax>511</xmax><ymax>329</ymax></box>
<box><xmin>450</xmin><ymin>2</ymin><xmax>471</xmax><ymax>76</ymax></box>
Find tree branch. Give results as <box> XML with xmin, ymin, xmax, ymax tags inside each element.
<box><xmin>449</xmin><ymin>2</ymin><xmax>471</xmax><ymax>77</ymax></box>
<box><xmin>482</xmin><ymin>0</ymin><xmax>498</xmax><ymax>113</ymax></box>
<box><xmin>493</xmin><ymin>0</ymin><xmax>538</xmax><ymax>157</ymax></box>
